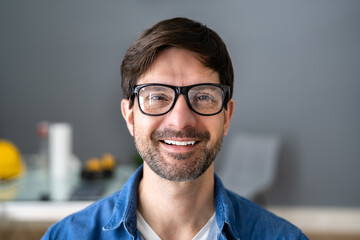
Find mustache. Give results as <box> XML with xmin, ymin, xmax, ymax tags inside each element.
<box><xmin>152</xmin><ymin>128</ymin><xmax>210</xmax><ymax>141</ymax></box>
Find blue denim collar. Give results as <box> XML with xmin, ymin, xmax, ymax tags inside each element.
<box><xmin>214</xmin><ymin>174</ymin><xmax>240</xmax><ymax>240</ymax></box>
<box><xmin>102</xmin><ymin>166</ymin><xmax>143</xmax><ymax>236</ymax></box>
<box><xmin>102</xmin><ymin>165</ymin><xmax>239</xmax><ymax>239</ymax></box>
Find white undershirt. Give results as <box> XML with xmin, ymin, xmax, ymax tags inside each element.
<box><xmin>136</xmin><ymin>211</ymin><xmax>218</xmax><ymax>240</ymax></box>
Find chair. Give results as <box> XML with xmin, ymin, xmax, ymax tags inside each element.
<box><xmin>217</xmin><ymin>132</ymin><xmax>281</xmax><ymax>201</ymax></box>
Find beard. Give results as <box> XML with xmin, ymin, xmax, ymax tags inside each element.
<box><xmin>134</xmin><ymin>127</ymin><xmax>223</xmax><ymax>182</ymax></box>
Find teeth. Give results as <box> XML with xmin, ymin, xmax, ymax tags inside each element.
<box><xmin>163</xmin><ymin>140</ymin><xmax>196</xmax><ymax>146</ymax></box>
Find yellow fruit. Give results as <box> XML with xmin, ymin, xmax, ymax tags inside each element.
<box><xmin>101</xmin><ymin>153</ymin><xmax>116</xmax><ymax>170</ymax></box>
<box><xmin>0</xmin><ymin>140</ymin><xmax>24</xmax><ymax>180</ymax></box>
<box><xmin>85</xmin><ymin>158</ymin><xmax>101</xmax><ymax>172</ymax></box>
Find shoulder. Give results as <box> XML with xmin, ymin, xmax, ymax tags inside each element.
<box><xmin>42</xmin><ymin>166</ymin><xmax>143</xmax><ymax>240</ymax></box>
<box><xmin>225</xmin><ymin>189</ymin><xmax>308</xmax><ymax>239</ymax></box>
<box><xmin>42</xmin><ymin>191</ymin><xmax>121</xmax><ymax>240</ymax></box>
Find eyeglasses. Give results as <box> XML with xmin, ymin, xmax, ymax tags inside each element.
<box><xmin>132</xmin><ymin>83</ymin><xmax>230</xmax><ymax>116</ymax></box>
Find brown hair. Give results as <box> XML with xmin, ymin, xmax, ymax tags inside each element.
<box><xmin>121</xmin><ymin>17</ymin><xmax>234</xmax><ymax>108</ymax></box>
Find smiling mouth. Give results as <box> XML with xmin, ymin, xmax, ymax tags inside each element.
<box><xmin>161</xmin><ymin>140</ymin><xmax>198</xmax><ymax>146</ymax></box>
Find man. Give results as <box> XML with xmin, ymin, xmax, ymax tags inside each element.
<box><xmin>42</xmin><ymin>17</ymin><xmax>308</xmax><ymax>239</ymax></box>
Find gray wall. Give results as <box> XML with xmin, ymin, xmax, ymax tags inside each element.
<box><xmin>1</xmin><ymin>0</ymin><xmax>359</xmax><ymax>207</ymax></box>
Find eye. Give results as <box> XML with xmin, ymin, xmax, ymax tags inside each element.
<box><xmin>148</xmin><ymin>94</ymin><xmax>171</xmax><ymax>102</ymax></box>
<box><xmin>198</xmin><ymin>95</ymin><xmax>211</xmax><ymax>100</ymax></box>
<box><xmin>193</xmin><ymin>93</ymin><xmax>213</xmax><ymax>101</ymax></box>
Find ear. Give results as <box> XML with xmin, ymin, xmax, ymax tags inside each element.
<box><xmin>223</xmin><ymin>99</ymin><xmax>234</xmax><ymax>136</ymax></box>
<box><xmin>121</xmin><ymin>99</ymin><xmax>134</xmax><ymax>136</ymax></box>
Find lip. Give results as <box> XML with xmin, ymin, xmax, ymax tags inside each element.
<box><xmin>159</xmin><ymin>139</ymin><xmax>200</xmax><ymax>153</ymax></box>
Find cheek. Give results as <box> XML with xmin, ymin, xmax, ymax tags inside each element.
<box><xmin>212</xmin><ymin>123</ymin><xmax>225</xmax><ymax>139</ymax></box>
<box><xmin>201</xmin><ymin>117</ymin><xmax>225</xmax><ymax>139</ymax></box>
<box><xmin>133</xmin><ymin>113</ymin><xmax>160</xmax><ymax>138</ymax></box>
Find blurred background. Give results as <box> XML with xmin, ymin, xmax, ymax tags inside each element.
<box><xmin>0</xmin><ymin>0</ymin><xmax>359</xmax><ymax>239</ymax></box>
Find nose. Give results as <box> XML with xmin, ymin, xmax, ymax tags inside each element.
<box><xmin>165</xmin><ymin>94</ymin><xmax>197</xmax><ymax>130</ymax></box>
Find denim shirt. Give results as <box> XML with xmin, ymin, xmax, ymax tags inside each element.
<box><xmin>42</xmin><ymin>166</ymin><xmax>308</xmax><ymax>240</ymax></box>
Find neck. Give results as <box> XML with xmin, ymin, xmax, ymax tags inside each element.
<box><xmin>137</xmin><ymin>162</ymin><xmax>215</xmax><ymax>240</ymax></box>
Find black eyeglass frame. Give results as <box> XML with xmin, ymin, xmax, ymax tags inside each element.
<box><xmin>132</xmin><ymin>83</ymin><xmax>231</xmax><ymax>116</ymax></box>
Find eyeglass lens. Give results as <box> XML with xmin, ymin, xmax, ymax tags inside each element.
<box><xmin>137</xmin><ymin>85</ymin><xmax>224</xmax><ymax>115</ymax></box>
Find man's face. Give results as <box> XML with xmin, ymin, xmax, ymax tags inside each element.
<box><xmin>122</xmin><ymin>47</ymin><xmax>234</xmax><ymax>182</ymax></box>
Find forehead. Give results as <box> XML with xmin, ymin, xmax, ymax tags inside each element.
<box><xmin>137</xmin><ymin>47</ymin><xmax>220</xmax><ymax>86</ymax></box>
